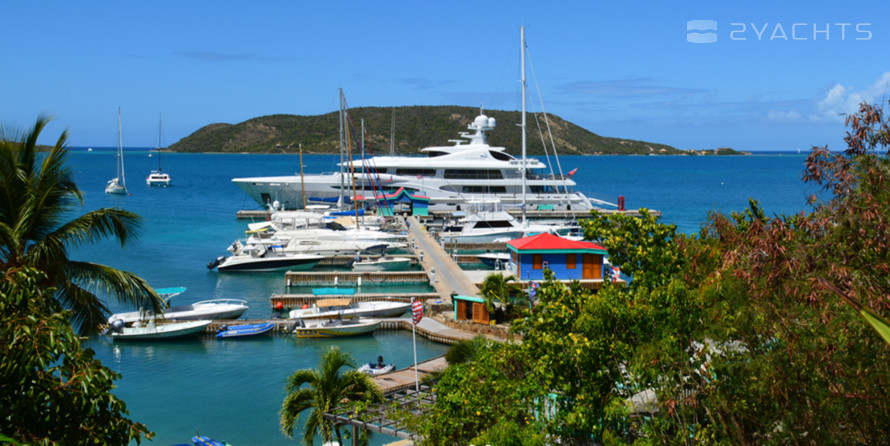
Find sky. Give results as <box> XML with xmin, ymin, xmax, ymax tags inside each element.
<box><xmin>3</xmin><ymin>1</ymin><xmax>889</xmax><ymax>152</ymax></box>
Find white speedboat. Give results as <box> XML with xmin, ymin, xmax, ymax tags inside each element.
<box><xmin>352</xmin><ymin>256</ymin><xmax>411</xmax><ymax>272</ymax></box>
<box><xmin>228</xmin><ymin>237</ymin><xmax>392</xmax><ymax>258</ymax></box>
<box><xmin>208</xmin><ymin>251</ymin><xmax>324</xmax><ymax>272</ymax></box>
<box><xmin>287</xmin><ymin>317</ymin><xmax>381</xmax><ymax>338</ymax></box>
<box><xmin>288</xmin><ymin>298</ymin><xmax>411</xmax><ymax>320</ymax></box>
<box><xmin>108</xmin><ymin>319</ymin><xmax>212</xmax><ymax>341</ymax></box>
<box><xmin>107</xmin><ymin>288</ymin><xmax>248</xmax><ymax>323</ymax></box>
<box><xmin>105</xmin><ymin>108</ymin><xmax>128</xmax><ymax>195</ymax></box>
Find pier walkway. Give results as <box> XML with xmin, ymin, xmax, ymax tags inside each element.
<box><xmin>405</xmin><ymin>216</ymin><xmax>479</xmax><ymax>300</ymax></box>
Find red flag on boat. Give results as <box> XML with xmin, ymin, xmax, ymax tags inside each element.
<box><xmin>412</xmin><ymin>300</ymin><xmax>423</xmax><ymax>325</ymax></box>
<box><xmin>567</xmin><ymin>168</ymin><xmax>579</xmax><ymax>178</ymax></box>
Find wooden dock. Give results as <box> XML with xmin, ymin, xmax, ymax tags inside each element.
<box><xmin>204</xmin><ymin>316</ymin><xmax>481</xmax><ymax>347</ymax></box>
<box><xmin>269</xmin><ymin>293</ymin><xmax>441</xmax><ymax>310</ymax></box>
<box><xmin>284</xmin><ymin>270</ymin><xmax>430</xmax><ymax>286</ymax></box>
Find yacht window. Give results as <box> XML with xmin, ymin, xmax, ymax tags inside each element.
<box><xmin>396</xmin><ymin>168</ymin><xmax>436</xmax><ymax>176</ymax></box>
<box><xmin>427</xmin><ymin>151</ymin><xmax>447</xmax><ymax>157</ymax></box>
<box><xmin>462</xmin><ymin>186</ymin><xmax>506</xmax><ymax>193</ymax></box>
<box><xmin>530</xmin><ymin>185</ymin><xmax>556</xmax><ymax>193</ymax></box>
<box><xmin>489</xmin><ymin>151</ymin><xmax>513</xmax><ymax>161</ymax></box>
<box><xmin>444</xmin><ymin>169</ymin><xmax>504</xmax><ymax>180</ymax></box>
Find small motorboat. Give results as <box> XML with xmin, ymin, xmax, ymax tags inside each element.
<box><xmin>216</xmin><ymin>322</ymin><xmax>275</xmax><ymax>339</ymax></box>
<box><xmin>108</xmin><ymin>318</ymin><xmax>211</xmax><ymax>341</ymax></box>
<box><xmin>352</xmin><ymin>256</ymin><xmax>411</xmax><ymax>272</ymax></box>
<box><xmin>106</xmin><ymin>287</ymin><xmax>248</xmax><ymax>324</ymax></box>
<box><xmin>476</xmin><ymin>252</ymin><xmax>510</xmax><ymax>269</ymax></box>
<box><xmin>191</xmin><ymin>435</ymin><xmax>228</xmax><ymax>446</ymax></box>
<box><xmin>288</xmin><ymin>299</ymin><xmax>411</xmax><ymax>320</ymax></box>
<box><xmin>358</xmin><ymin>356</ymin><xmax>395</xmax><ymax>375</ymax></box>
<box><xmin>288</xmin><ymin>317</ymin><xmax>380</xmax><ymax>338</ymax></box>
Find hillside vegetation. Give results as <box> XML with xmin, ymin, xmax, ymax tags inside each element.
<box><xmin>168</xmin><ymin>106</ymin><xmax>684</xmax><ymax>156</ymax></box>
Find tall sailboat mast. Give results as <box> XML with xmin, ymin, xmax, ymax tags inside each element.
<box><xmin>118</xmin><ymin>107</ymin><xmax>126</xmax><ymax>188</ymax></box>
<box><xmin>338</xmin><ymin>88</ymin><xmax>346</xmax><ymax>209</ymax></box>
<box><xmin>521</xmin><ymin>26</ymin><xmax>527</xmax><ymax>226</ymax></box>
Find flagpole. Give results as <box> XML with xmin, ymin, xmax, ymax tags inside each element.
<box><xmin>411</xmin><ymin>297</ymin><xmax>420</xmax><ymax>398</ymax></box>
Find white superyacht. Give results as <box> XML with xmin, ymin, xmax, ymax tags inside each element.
<box><xmin>231</xmin><ymin>113</ymin><xmax>604</xmax><ymax>212</ymax></box>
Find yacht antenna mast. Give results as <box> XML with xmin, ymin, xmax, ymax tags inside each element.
<box><xmin>521</xmin><ymin>26</ymin><xmax>527</xmax><ymax>226</ymax></box>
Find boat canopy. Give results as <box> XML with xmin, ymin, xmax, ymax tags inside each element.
<box><xmin>316</xmin><ymin>298</ymin><xmax>353</xmax><ymax>307</ymax></box>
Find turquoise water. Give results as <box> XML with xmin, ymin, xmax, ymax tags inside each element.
<box><xmin>66</xmin><ymin>149</ymin><xmax>816</xmax><ymax>444</ymax></box>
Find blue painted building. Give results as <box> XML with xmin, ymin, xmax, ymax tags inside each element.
<box><xmin>507</xmin><ymin>233</ymin><xmax>607</xmax><ymax>281</ymax></box>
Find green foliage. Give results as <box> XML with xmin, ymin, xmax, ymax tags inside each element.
<box><xmin>444</xmin><ymin>335</ymin><xmax>489</xmax><ymax>365</ymax></box>
<box><xmin>0</xmin><ymin>116</ymin><xmax>163</xmax><ymax>335</ymax></box>
<box><xmin>0</xmin><ymin>267</ymin><xmax>152</xmax><ymax>445</ymax></box>
<box><xmin>280</xmin><ymin>346</ymin><xmax>384</xmax><ymax>445</ymax></box>
<box><xmin>581</xmin><ymin>208</ymin><xmax>685</xmax><ymax>290</ymax></box>
<box><xmin>415</xmin><ymin>342</ymin><xmax>541</xmax><ymax>445</ymax></box>
<box><xmin>168</xmin><ymin>106</ymin><xmax>682</xmax><ymax>155</ymax></box>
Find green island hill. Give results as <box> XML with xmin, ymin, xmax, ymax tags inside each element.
<box><xmin>167</xmin><ymin>105</ymin><xmax>746</xmax><ymax>156</ymax></box>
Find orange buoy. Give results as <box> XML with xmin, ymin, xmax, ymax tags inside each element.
<box><xmin>275</xmin><ymin>302</ymin><xmax>284</xmax><ymax>310</ymax></box>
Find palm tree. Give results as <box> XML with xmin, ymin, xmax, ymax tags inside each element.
<box><xmin>280</xmin><ymin>346</ymin><xmax>384</xmax><ymax>445</ymax></box>
<box><xmin>480</xmin><ymin>272</ymin><xmax>522</xmax><ymax>317</ymax></box>
<box><xmin>0</xmin><ymin>115</ymin><xmax>162</xmax><ymax>334</ymax></box>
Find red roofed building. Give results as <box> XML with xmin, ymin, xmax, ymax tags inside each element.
<box><xmin>506</xmin><ymin>233</ymin><xmax>607</xmax><ymax>281</ymax></box>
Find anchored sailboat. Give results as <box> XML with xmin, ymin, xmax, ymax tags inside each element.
<box><xmin>105</xmin><ymin>108</ymin><xmax>127</xmax><ymax>195</ymax></box>
<box><xmin>146</xmin><ymin>113</ymin><xmax>172</xmax><ymax>186</ymax></box>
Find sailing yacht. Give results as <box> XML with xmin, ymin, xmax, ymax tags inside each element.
<box><xmin>146</xmin><ymin>114</ymin><xmax>172</xmax><ymax>186</ymax></box>
<box><xmin>105</xmin><ymin>108</ymin><xmax>128</xmax><ymax>195</ymax></box>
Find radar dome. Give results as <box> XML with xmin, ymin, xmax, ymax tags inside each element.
<box><xmin>474</xmin><ymin>115</ymin><xmax>489</xmax><ymax>127</ymax></box>
<box><xmin>488</xmin><ymin>117</ymin><xmax>496</xmax><ymax>128</ymax></box>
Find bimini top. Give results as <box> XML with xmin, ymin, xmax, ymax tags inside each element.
<box><xmin>507</xmin><ymin>233</ymin><xmax>606</xmax><ymax>254</ymax></box>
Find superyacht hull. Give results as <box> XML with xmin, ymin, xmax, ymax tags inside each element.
<box><xmin>232</xmin><ymin>172</ymin><xmax>595</xmax><ymax>212</ymax></box>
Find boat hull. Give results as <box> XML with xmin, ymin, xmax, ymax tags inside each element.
<box><xmin>110</xmin><ymin>320</ymin><xmax>212</xmax><ymax>341</ymax></box>
<box><xmin>290</xmin><ymin>319</ymin><xmax>380</xmax><ymax>338</ymax></box>
<box><xmin>216</xmin><ymin>322</ymin><xmax>274</xmax><ymax>339</ymax></box>
<box><xmin>108</xmin><ymin>299</ymin><xmax>248</xmax><ymax>324</ymax></box>
<box><xmin>288</xmin><ymin>301</ymin><xmax>411</xmax><ymax>320</ymax></box>
<box><xmin>352</xmin><ymin>257</ymin><xmax>411</xmax><ymax>272</ymax></box>
<box><xmin>216</xmin><ymin>254</ymin><xmax>322</xmax><ymax>272</ymax></box>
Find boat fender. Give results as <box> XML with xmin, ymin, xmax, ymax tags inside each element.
<box><xmin>217</xmin><ymin>325</ymin><xmax>228</xmax><ymax>333</ymax></box>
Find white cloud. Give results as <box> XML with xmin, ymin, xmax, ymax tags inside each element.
<box><xmin>812</xmin><ymin>72</ymin><xmax>890</xmax><ymax>121</ymax></box>
<box><xmin>767</xmin><ymin>109</ymin><xmax>802</xmax><ymax>122</ymax></box>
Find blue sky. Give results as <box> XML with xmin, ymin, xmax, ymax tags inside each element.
<box><xmin>3</xmin><ymin>1</ymin><xmax>888</xmax><ymax>151</ymax></box>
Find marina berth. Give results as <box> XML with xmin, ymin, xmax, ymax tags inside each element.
<box><xmin>287</xmin><ymin>317</ymin><xmax>381</xmax><ymax>338</ymax></box>
<box><xmin>287</xmin><ymin>298</ymin><xmax>412</xmax><ymax>320</ymax></box>
<box><xmin>215</xmin><ymin>322</ymin><xmax>274</xmax><ymax>339</ymax></box>
<box><xmin>107</xmin><ymin>319</ymin><xmax>212</xmax><ymax>341</ymax></box>
<box><xmin>208</xmin><ymin>251</ymin><xmax>324</xmax><ymax>272</ymax></box>
<box><xmin>106</xmin><ymin>288</ymin><xmax>248</xmax><ymax>323</ymax></box>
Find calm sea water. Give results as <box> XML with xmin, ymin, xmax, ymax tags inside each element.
<box><xmin>67</xmin><ymin>149</ymin><xmax>816</xmax><ymax>445</ymax></box>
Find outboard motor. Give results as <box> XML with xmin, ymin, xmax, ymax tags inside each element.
<box><xmin>207</xmin><ymin>256</ymin><xmax>226</xmax><ymax>269</ymax></box>
<box><xmin>110</xmin><ymin>319</ymin><xmax>125</xmax><ymax>333</ymax></box>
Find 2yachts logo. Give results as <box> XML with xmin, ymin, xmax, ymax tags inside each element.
<box><xmin>687</xmin><ymin>20</ymin><xmax>872</xmax><ymax>43</ymax></box>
